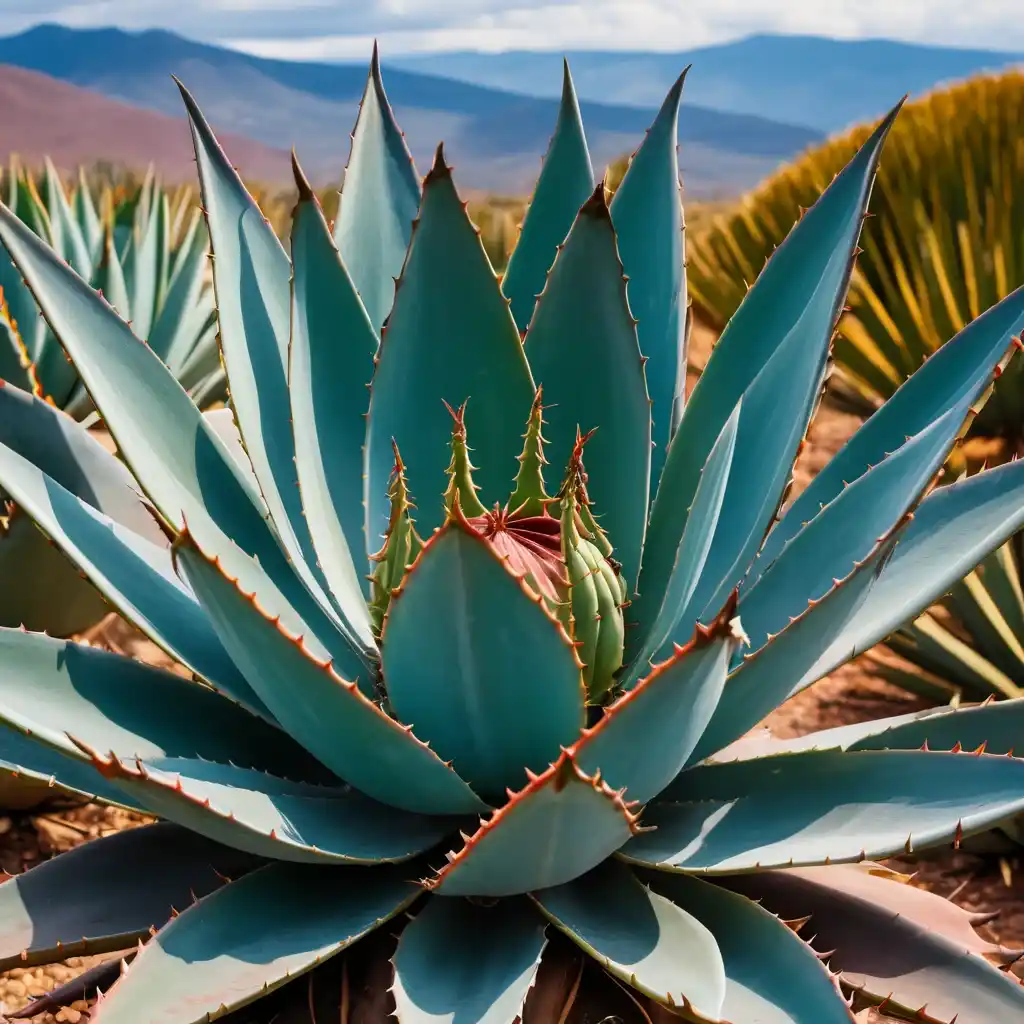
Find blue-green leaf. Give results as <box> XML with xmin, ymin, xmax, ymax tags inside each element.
<box><xmin>726</xmin><ymin>865</ymin><xmax>1024</xmax><ymax>1024</ymax></box>
<box><xmin>836</xmin><ymin>458</ymin><xmax>1024</xmax><ymax>675</ymax></box>
<box><xmin>0</xmin><ymin>382</ymin><xmax>161</xmax><ymax>539</ymax></box>
<box><xmin>523</xmin><ymin>187</ymin><xmax>650</xmax><ymax>589</ymax></box>
<box><xmin>0</xmin><ymin>822</ymin><xmax>259</xmax><ymax>971</ymax></box>
<box><xmin>0</xmin><ymin>379</ymin><xmax>165</xmax><ymax>636</ymax></box>
<box><xmin>644</xmin><ymin>872</ymin><xmax>855</xmax><ymax>1024</ymax></box>
<box><xmin>533</xmin><ymin>859</ymin><xmax>726</xmax><ymax>1017</ymax></box>
<box><xmin>74</xmin><ymin>169</ymin><xmax>104</xmax><ymax>265</ymax></box>
<box><xmin>381</xmin><ymin>517</ymin><xmax>584</xmax><ymax>802</ymax></box>
<box><xmin>0</xmin><ymin>316</ymin><xmax>33</xmax><ymax>394</ymax></box>
<box><xmin>333</xmin><ymin>44</ymin><xmax>421</xmax><ymax>333</ymax></box>
<box><xmin>89</xmin><ymin>862</ymin><xmax>419</xmax><ymax>1024</ymax></box>
<box><xmin>739</xmin><ymin>399</ymin><xmax>977</xmax><ymax>651</ymax></box>
<box><xmin>93</xmin><ymin>223</ymin><xmax>131</xmax><ymax>322</ymax></box>
<box><xmin>626</xmin><ymin>748</ymin><xmax>1024</xmax><ymax>871</ymax></box>
<box><xmin>81</xmin><ymin>754</ymin><xmax>454</xmax><ymax>865</ymax></box>
<box><xmin>290</xmin><ymin>157</ymin><xmax>378</xmax><ymax>638</ymax></box>
<box><xmin>610</xmin><ymin>72</ymin><xmax>686</xmax><ymax>489</ymax></box>
<box><xmin>0</xmin><ymin>627</ymin><xmax>311</xmax><ymax>779</ymax></box>
<box><xmin>365</xmin><ymin>148</ymin><xmax>535</xmax><ymax>546</ymax></box>
<box><xmin>0</xmin><ymin>193</ymin><xmax>363</xmax><ymax>671</ymax></box>
<box><xmin>638</xmin><ymin>105</ymin><xmax>898</xmax><ymax>635</ymax></box>
<box><xmin>695</xmin><ymin>456</ymin><xmax>1024</xmax><ymax>763</ymax></box>
<box><xmin>43</xmin><ymin>158</ymin><xmax>91</xmax><ymax>279</ymax></box>
<box><xmin>0</xmin><ymin>724</ymin><xmax>144</xmax><ymax>811</ymax></box>
<box><xmin>627</xmin><ymin>401</ymin><xmax>739</xmax><ymax>674</ymax></box>
<box><xmin>754</xmin><ymin>282</ymin><xmax>1024</xmax><ymax>577</ymax></box>
<box><xmin>0</xmin><ymin>432</ymin><xmax>266</xmax><ymax>715</ymax></box>
<box><xmin>574</xmin><ymin>624</ymin><xmax>737</xmax><ymax>805</ymax></box>
<box><xmin>503</xmin><ymin>60</ymin><xmax>594</xmax><ymax>332</ymax></box>
<box><xmin>177</xmin><ymin>81</ymin><xmax>356</xmax><ymax>656</ymax></box>
<box><xmin>148</xmin><ymin>209</ymin><xmax>210</xmax><ymax>366</ymax></box>
<box><xmin>124</xmin><ymin>185</ymin><xmax>168</xmax><ymax>342</ymax></box>
<box><xmin>733</xmin><ymin>701</ymin><xmax>1024</xmax><ymax>760</ymax></box>
<box><xmin>430</xmin><ymin>751</ymin><xmax>639</xmax><ymax>896</ymax></box>
<box><xmin>174</xmin><ymin>527</ymin><xmax>488</xmax><ymax>816</ymax></box>
<box><xmin>847</xmin><ymin>698</ymin><xmax>1024</xmax><ymax>755</ymax></box>
<box><xmin>392</xmin><ymin>897</ymin><xmax>548</xmax><ymax>1024</ymax></box>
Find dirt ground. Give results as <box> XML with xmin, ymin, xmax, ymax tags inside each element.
<box><xmin>1</xmin><ymin>321</ymin><xmax>1021</xmax><ymax>1022</ymax></box>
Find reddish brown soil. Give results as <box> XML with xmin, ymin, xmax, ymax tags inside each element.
<box><xmin>0</xmin><ymin>63</ymin><xmax>290</xmax><ymax>183</ymax></box>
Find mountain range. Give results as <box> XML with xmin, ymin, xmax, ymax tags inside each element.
<box><xmin>0</xmin><ymin>24</ymin><xmax>821</xmax><ymax>196</ymax></box>
<box><xmin>0</xmin><ymin>25</ymin><xmax>1019</xmax><ymax>197</ymax></box>
<box><xmin>394</xmin><ymin>34</ymin><xmax>1024</xmax><ymax>134</ymax></box>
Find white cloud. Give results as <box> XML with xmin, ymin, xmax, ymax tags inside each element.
<box><xmin>7</xmin><ymin>0</ymin><xmax>1024</xmax><ymax>55</ymax></box>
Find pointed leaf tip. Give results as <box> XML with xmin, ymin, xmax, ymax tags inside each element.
<box><xmin>426</xmin><ymin>142</ymin><xmax>450</xmax><ymax>183</ymax></box>
<box><xmin>580</xmin><ymin>180</ymin><xmax>611</xmax><ymax>218</ymax></box>
<box><xmin>291</xmin><ymin>151</ymin><xmax>315</xmax><ymax>201</ymax></box>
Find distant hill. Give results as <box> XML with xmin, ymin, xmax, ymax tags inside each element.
<box><xmin>393</xmin><ymin>34</ymin><xmax>1024</xmax><ymax>134</ymax></box>
<box><xmin>0</xmin><ymin>62</ymin><xmax>289</xmax><ymax>183</ymax></box>
<box><xmin>0</xmin><ymin>24</ymin><xmax>823</xmax><ymax>196</ymax></box>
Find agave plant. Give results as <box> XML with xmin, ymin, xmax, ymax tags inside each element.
<box><xmin>2</xmin><ymin>51</ymin><xmax>1024</xmax><ymax>1024</ymax></box>
<box><xmin>876</xmin><ymin>532</ymin><xmax>1024</xmax><ymax>701</ymax></box>
<box><xmin>0</xmin><ymin>159</ymin><xmax>226</xmax><ymax>636</ymax></box>
<box><xmin>687</xmin><ymin>70</ymin><xmax>1024</xmax><ymax>444</ymax></box>
<box><xmin>0</xmin><ymin>158</ymin><xmax>224</xmax><ymax>414</ymax></box>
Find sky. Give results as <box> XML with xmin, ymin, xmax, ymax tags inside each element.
<box><xmin>2</xmin><ymin>0</ymin><xmax>1024</xmax><ymax>57</ymax></box>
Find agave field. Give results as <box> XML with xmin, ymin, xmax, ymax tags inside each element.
<box><xmin>3</xmin><ymin>45</ymin><xmax>1024</xmax><ymax>1024</ymax></box>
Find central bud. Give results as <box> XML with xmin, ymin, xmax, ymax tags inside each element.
<box><xmin>370</xmin><ymin>391</ymin><xmax>628</xmax><ymax>701</ymax></box>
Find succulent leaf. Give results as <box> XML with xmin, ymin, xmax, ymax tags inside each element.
<box><xmin>178</xmin><ymin>81</ymin><xmax>354</xmax><ymax>650</ymax></box>
<box><xmin>74</xmin><ymin>167</ymin><xmax>104</xmax><ymax>264</ymax></box>
<box><xmin>391</xmin><ymin>897</ymin><xmax>549</xmax><ymax>1024</ymax></box>
<box><xmin>290</xmin><ymin>155</ymin><xmax>378</xmax><ymax>644</ymax></box>
<box><xmin>174</xmin><ymin>527</ymin><xmax>488</xmax><ymax>815</ymax></box>
<box><xmin>609</xmin><ymin>72</ymin><xmax>687</xmax><ymax>489</ymax></box>
<box><xmin>92</xmin><ymin>221</ymin><xmax>131</xmax><ymax>323</ymax></box>
<box><xmin>442</xmin><ymin>399</ymin><xmax>488</xmax><ymax>518</ymax></box>
<box><xmin>524</xmin><ymin>183</ymin><xmax>651</xmax><ymax>590</ymax></box>
<box><xmin>148</xmin><ymin>208</ymin><xmax>211</xmax><ymax>368</ymax></box>
<box><xmin>643</xmin><ymin>871</ymin><xmax>858</xmax><ymax>1024</ymax></box>
<box><xmin>573</xmin><ymin>609</ymin><xmax>738</xmax><ymax>805</ymax></box>
<box><xmin>0</xmin><ymin>724</ymin><xmax>145</xmax><ymax>811</ymax></box>
<box><xmin>726</xmin><ymin>865</ymin><xmax>1024</xmax><ymax>1024</ymax></box>
<box><xmin>0</xmin><ymin>430</ymin><xmax>266</xmax><ymax>712</ymax></box>
<box><xmin>381</xmin><ymin>514</ymin><xmax>585</xmax><ymax>801</ymax></box>
<box><xmin>123</xmin><ymin>183</ymin><xmax>167</xmax><ymax>342</ymax></box>
<box><xmin>0</xmin><ymin>823</ymin><xmax>260</xmax><ymax>972</ymax></box>
<box><xmin>333</xmin><ymin>43</ymin><xmax>421</xmax><ymax>333</ymax></box>
<box><xmin>369</xmin><ymin>443</ymin><xmax>423</xmax><ymax>633</ymax></box>
<box><xmin>629</xmin><ymin>748</ymin><xmax>1024</xmax><ymax>871</ymax></box>
<box><xmin>697</xmin><ymin>454</ymin><xmax>1024</xmax><ymax>762</ymax></box>
<box><xmin>42</xmin><ymin>157</ymin><xmax>91</xmax><ymax>280</ymax></box>
<box><xmin>534</xmin><ymin>859</ymin><xmax>727</xmax><ymax>1018</ymax></box>
<box><xmin>0</xmin><ymin>198</ymin><xmax>369</xmax><ymax>663</ymax></box>
<box><xmin>0</xmin><ymin>627</ymin><xmax>313</xmax><ymax>778</ymax></box>
<box><xmin>508</xmin><ymin>386</ymin><xmax>551</xmax><ymax>518</ymax></box>
<box><xmin>503</xmin><ymin>59</ymin><xmax>594</xmax><ymax>333</ymax></box>
<box><xmin>89</xmin><ymin>862</ymin><xmax>420</xmax><ymax>1024</ymax></box>
<box><xmin>429</xmin><ymin>750</ymin><xmax>641</xmax><ymax>896</ymax></box>
<box><xmin>626</xmin><ymin>401</ymin><xmax>739</xmax><ymax>678</ymax></box>
<box><xmin>639</xmin><ymin>104</ymin><xmax>899</xmax><ymax>638</ymax></box>
<box><xmin>364</xmin><ymin>145</ymin><xmax>535</xmax><ymax>547</ymax></box>
<box><xmin>80</xmin><ymin>752</ymin><xmax>454</xmax><ymax>865</ymax></box>
<box><xmin>739</xmin><ymin>397</ymin><xmax>985</xmax><ymax>652</ymax></box>
<box><xmin>556</xmin><ymin>435</ymin><xmax>627</xmax><ymax>699</ymax></box>
<box><xmin>754</xmin><ymin>283</ymin><xmax>1024</xmax><ymax>578</ymax></box>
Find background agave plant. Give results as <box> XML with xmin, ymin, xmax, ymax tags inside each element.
<box><xmin>687</xmin><ymin>69</ymin><xmax>1024</xmax><ymax>444</ymax></box>
<box><xmin>1</xmin><ymin>50</ymin><xmax>1024</xmax><ymax>1024</ymax></box>
<box><xmin>0</xmin><ymin>158</ymin><xmax>227</xmax><ymax>637</ymax></box>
